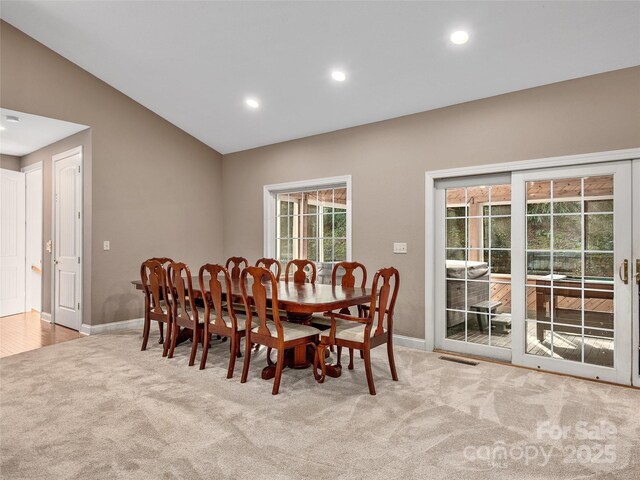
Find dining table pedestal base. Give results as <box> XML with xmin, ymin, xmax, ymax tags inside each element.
<box><xmin>260</xmin><ymin>344</ymin><xmax>340</xmax><ymax>380</ymax></box>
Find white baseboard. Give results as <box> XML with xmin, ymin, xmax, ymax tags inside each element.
<box><xmin>41</xmin><ymin>312</ymin><xmax>51</xmax><ymax>322</ymax></box>
<box><xmin>393</xmin><ymin>334</ymin><xmax>427</xmax><ymax>350</ymax></box>
<box><xmin>80</xmin><ymin>318</ymin><xmax>144</xmax><ymax>335</ymax></box>
<box><xmin>77</xmin><ymin>319</ymin><xmax>424</xmax><ymax>349</ymax></box>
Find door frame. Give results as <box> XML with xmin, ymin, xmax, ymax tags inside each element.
<box><xmin>22</xmin><ymin>161</ymin><xmax>43</xmax><ymax>314</ymax></box>
<box><xmin>425</xmin><ymin>148</ymin><xmax>640</xmax><ymax>369</ymax></box>
<box><xmin>51</xmin><ymin>146</ymin><xmax>83</xmax><ymax>328</ymax></box>
<box><xmin>511</xmin><ymin>161</ymin><xmax>632</xmax><ymax>385</ymax></box>
<box><xmin>633</xmin><ymin>159</ymin><xmax>640</xmax><ymax>387</ymax></box>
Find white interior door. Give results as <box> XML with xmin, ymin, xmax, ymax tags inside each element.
<box><xmin>0</xmin><ymin>168</ymin><xmax>26</xmax><ymax>317</ymax></box>
<box><xmin>53</xmin><ymin>149</ymin><xmax>82</xmax><ymax>330</ymax></box>
<box><xmin>25</xmin><ymin>165</ymin><xmax>43</xmax><ymax>313</ymax></box>
<box><xmin>512</xmin><ymin>162</ymin><xmax>633</xmax><ymax>385</ymax></box>
<box><xmin>632</xmin><ymin>159</ymin><xmax>640</xmax><ymax>387</ymax></box>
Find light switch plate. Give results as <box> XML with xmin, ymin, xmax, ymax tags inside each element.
<box><xmin>103</xmin><ymin>241</ymin><xmax>110</xmax><ymax>251</ymax></box>
<box><xmin>393</xmin><ymin>242</ymin><xmax>407</xmax><ymax>254</ymax></box>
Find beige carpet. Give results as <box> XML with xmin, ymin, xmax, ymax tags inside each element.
<box><xmin>1</xmin><ymin>330</ymin><xmax>639</xmax><ymax>479</ymax></box>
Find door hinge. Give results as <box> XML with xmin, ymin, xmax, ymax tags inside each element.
<box><xmin>78</xmin><ymin>212</ymin><xmax>81</xmax><ymax>219</ymax></box>
<box><xmin>77</xmin><ymin>257</ymin><xmax>81</xmax><ymax>264</ymax></box>
<box><xmin>77</xmin><ymin>166</ymin><xmax>81</xmax><ymax>173</ymax></box>
<box><xmin>77</xmin><ymin>302</ymin><xmax>80</xmax><ymax>310</ymax></box>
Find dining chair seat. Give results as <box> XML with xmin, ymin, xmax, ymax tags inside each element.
<box><xmin>252</xmin><ymin>321</ymin><xmax>321</xmax><ymax>342</ymax></box>
<box><xmin>310</xmin><ymin>315</ymin><xmax>352</xmax><ymax>328</ymax></box>
<box><xmin>185</xmin><ymin>305</ymin><xmax>206</xmax><ymax>323</ymax></box>
<box><xmin>320</xmin><ymin>324</ymin><xmax>386</xmax><ymax>343</ymax></box>
<box><xmin>220</xmin><ymin>315</ymin><xmax>254</xmax><ymax>332</ymax></box>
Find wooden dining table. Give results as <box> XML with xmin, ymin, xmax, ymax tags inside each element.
<box><xmin>132</xmin><ymin>277</ymin><xmax>371</xmax><ymax>379</ymax></box>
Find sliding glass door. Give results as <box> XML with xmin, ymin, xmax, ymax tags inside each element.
<box><xmin>511</xmin><ymin>162</ymin><xmax>632</xmax><ymax>384</ymax></box>
<box><xmin>435</xmin><ymin>175</ymin><xmax>513</xmax><ymax>361</ymax></box>
<box><xmin>435</xmin><ymin>161</ymin><xmax>635</xmax><ymax>384</ymax></box>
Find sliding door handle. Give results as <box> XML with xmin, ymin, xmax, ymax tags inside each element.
<box><xmin>619</xmin><ymin>259</ymin><xmax>629</xmax><ymax>284</ymax></box>
<box><xmin>636</xmin><ymin>260</ymin><xmax>640</xmax><ymax>285</ymax></box>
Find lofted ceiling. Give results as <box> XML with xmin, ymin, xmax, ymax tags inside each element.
<box><xmin>1</xmin><ymin>1</ymin><xmax>638</xmax><ymax>154</ymax></box>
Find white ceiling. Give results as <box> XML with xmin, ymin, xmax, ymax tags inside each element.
<box><xmin>0</xmin><ymin>108</ymin><xmax>88</xmax><ymax>156</ymax></box>
<box><xmin>1</xmin><ymin>1</ymin><xmax>638</xmax><ymax>154</ymax></box>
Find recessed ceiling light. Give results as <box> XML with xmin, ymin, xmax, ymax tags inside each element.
<box><xmin>245</xmin><ymin>98</ymin><xmax>260</xmax><ymax>109</ymax></box>
<box><xmin>331</xmin><ymin>71</ymin><xmax>346</xmax><ymax>82</ymax></box>
<box><xmin>450</xmin><ymin>30</ymin><xmax>469</xmax><ymax>45</ymax></box>
<box><xmin>5</xmin><ymin>115</ymin><xmax>20</xmax><ymax>123</ymax></box>
<box><xmin>0</xmin><ymin>126</ymin><xmax>5</xmax><ymax>131</ymax></box>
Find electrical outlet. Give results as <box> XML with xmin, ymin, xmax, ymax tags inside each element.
<box><xmin>393</xmin><ymin>242</ymin><xmax>407</xmax><ymax>254</ymax></box>
<box><xmin>103</xmin><ymin>241</ymin><xmax>110</xmax><ymax>251</ymax></box>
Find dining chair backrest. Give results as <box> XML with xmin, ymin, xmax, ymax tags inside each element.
<box><xmin>167</xmin><ymin>262</ymin><xmax>199</xmax><ymax>326</ymax></box>
<box><xmin>367</xmin><ymin>267</ymin><xmax>400</xmax><ymax>336</ymax></box>
<box><xmin>332</xmin><ymin>261</ymin><xmax>367</xmax><ymax>288</ymax></box>
<box><xmin>149</xmin><ymin>257</ymin><xmax>173</xmax><ymax>266</ymax></box>
<box><xmin>199</xmin><ymin>264</ymin><xmax>237</xmax><ymax>331</ymax></box>
<box><xmin>240</xmin><ymin>266</ymin><xmax>283</xmax><ymax>339</ymax></box>
<box><xmin>140</xmin><ymin>259</ymin><xmax>170</xmax><ymax>315</ymax></box>
<box><xmin>255</xmin><ymin>258</ymin><xmax>281</xmax><ymax>281</ymax></box>
<box><xmin>225</xmin><ymin>256</ymin><xmax>249</xmax><ymax>280</ymax></box>
<box><xmin>285</xmin><ymin>259</ymin><xmax>316</xmax><ymax>284</ymax></box>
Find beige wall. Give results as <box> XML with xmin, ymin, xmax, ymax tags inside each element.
<box><xmin>1</xmin><ymin>20</ymin><xmax>225</xmax><ymax>326</ymax></box>
<box><xmin>3</xmin><ymin>18</ymin><xmax>639</xmax><ymax>336</ymax></box>
<box><xmin>223</xmin><ymin>66</ymin><xmax>640</xmax><ymax>339</ymax></box>
<box><xmin>1</xmin><ymin>154</ymin><xmax>21</xmax><ymax>171</ymax></box>
<box><xmin>21</xmin><ymin>129</ymin><xmax>91</xmax><ymax>315</ymax></box>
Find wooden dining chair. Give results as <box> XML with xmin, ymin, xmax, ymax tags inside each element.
<box><xmin>224</xmin><ymin>256</ymin><xmax>249</xmax><ymax>313</ymax></box>
<box><xmin>284</xmin><ymin>259</ymin><xmax>316</xmax><ymax>284</ymax></box>
<box><xmin>140</xmin><ymin>259</ymin><xmax>172</xmax><ymax>357</ymax></box>
<box><xmin>312</xmin><ymin>261</ymin><xmax>368</xmax><ymax>359</ymax></box>
<box><xmin>167</xmin><ymin>262</ymin><xmax>205</xmax><ymax>366</ymax></box>
<box><xmin>316</xmin><ymin>267</ymin><xmax>400</xmax><ymax>395</ymax></box>
<box><xmin>225</xmin><ymin>256</ymin><xmax>249</xmax><ymax>280</ymax></box>
<box><xmin>146</xmin><ymin>257</ymin><xmax>173</xmax><ymax>345</ymax></box>
<box><xmin>199</xmin><ymin>264</ymin><xmax>251</xmax><ymax>378</ymax></box>
<box><xmin>240</xmin><ymin>266</ymin><xmax>321</xmax><ymax>395</ymax></box>
<box><xmin>255</xmin><ymin>258</ymin><xmax>281</xmax><ymax>281</ymax></box>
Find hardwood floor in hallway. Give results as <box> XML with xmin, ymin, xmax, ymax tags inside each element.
<box><xmin>0</xmin><ymin>311</ymin><xmax>81</xmax><ymax>358</ymax></box>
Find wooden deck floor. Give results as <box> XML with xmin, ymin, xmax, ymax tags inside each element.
<box><xmin>0</xmin><ymin>311</ymin><xmax>81</xmax><ymax>358</ymax></box>
<box><xmin>447</xmin><ymin>321</ymin><xmax>613</xmax><ymax>367</ymax></box>
<box><xmin>524</xmin><ymin>324</ymin><xmax>613</xmax><ymax>367</ymax></box>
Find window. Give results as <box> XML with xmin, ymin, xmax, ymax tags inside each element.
<box><xmin>445</xmin><ymin>183</ymin><xmax>512</xmax><ymax>348</ymax></box>
<box><xmin>264</xmin><ymin>176</ymin><xmax>351</xmax><ymax>284</ymax></box>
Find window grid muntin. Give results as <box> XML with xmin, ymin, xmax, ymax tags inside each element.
<box><xmin>525</xmin><ymin>176</ymin><xmax>615</xmax><ymax>367</ymax></box>
<box><xmin>445</xmin><ymin>184</ymin><xmax>512</xmax><ymax>349</ymax></box>
<box><xmin>275</xmin><ymin>185</ymin><xmax>347</xmax><ymax>280</ymax></box>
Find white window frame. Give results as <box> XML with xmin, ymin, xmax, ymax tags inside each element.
<box><xmin>263</xmin><ymin>175</ymin><xmax>352</xmax><ymax>262</ymax></box>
